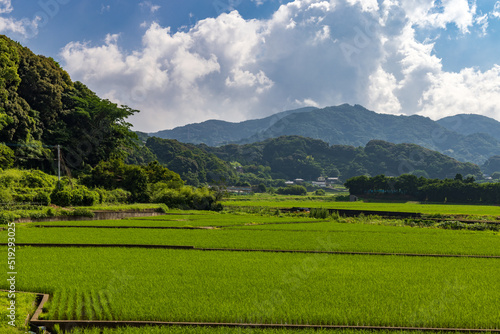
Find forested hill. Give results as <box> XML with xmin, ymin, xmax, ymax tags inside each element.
<box><xmin>437</xmin><ymin>114</ymin><xmax>500</xmax><ymax>142</ymax></box>
<box><xmin>140</xmin><ymin>135</ymin><xmax>481</xmax><ymax>185</ymax></box>
<box><xmin>0</xmin><ymin>35</ymin><xmax>137</xmax><ymax>171</ymax></box>
<box><xmin>150</xmin><ymin>107</ymin><xmax>317</xmax><ymax>147</ymax></box>
<box><xmin>149</xmin><ymin>104</ymin><xmax>500</xmax><ymax>165</ymax></box>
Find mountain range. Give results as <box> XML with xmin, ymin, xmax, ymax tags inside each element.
<box><xmin>150</xmin><ymin>104</ymin><xmax>500</xmax><ymax>165</ymax></box>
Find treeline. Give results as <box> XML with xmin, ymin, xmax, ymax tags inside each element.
<box><xmin>127</xmin><ymin>135</ymin><xmax>483</xmax><ymax>188</ymax></box>
<box><xmin>0</xmin><ymin>163</ymin><xmax>222</xmax><ymax>210</ymax></box>
<box><xmin>0</xmin><ymin>35</ymin><xmax>137</xmax><ymax>171</ymax></box>
<box><xmin>345</xmin><ymin>174</ymin><xmax>500</xmax><ymax>204</ymax></box>
<box><xmin>206</xmin><ymin>136</ymin><xmax>481</xmax><ymax>181</ymax></box>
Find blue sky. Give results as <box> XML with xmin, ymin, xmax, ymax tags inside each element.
<box><xmin>1</xmin><ymin>0</ymin><xmax>500</xmax><ymax>131</ymax></box>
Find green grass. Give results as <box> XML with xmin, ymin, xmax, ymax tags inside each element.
<box><xmin>75</xmin><ymin>203</ymin><xmax>166</xmax><ymax>211</ymax></box>
<box><xmin>33</xmin><ymin>213</ymin><xmax>323</xmax><ymax>228</ymax></box>
<box><xmin>222</xmin><ymin>199</ymin><xmax>500</xmax><ymax>217</ymax></box>
<box><xmin>6</xmin><ymin>222</ymin><xmax>500</xmax><ymax>256</ymax></box>
<box><xmin>2</xmin><ymin>247</ymin><xmax>499</xmax><ymax>328</ymax></box>
<box><xmin>64</xmin><ymin>326</ymin><xmax>481</xmax><ymax>334</ymax></box>
<box><xmin>0</xmin><ymin>291</ymin><xmax>37</xmax><ymax>333</ymax></box>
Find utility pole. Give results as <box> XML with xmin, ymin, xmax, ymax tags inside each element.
<box><xmin>57</xmin><ymin>145</ymin><xmax>61</xmax><ymax>182</ymax></box>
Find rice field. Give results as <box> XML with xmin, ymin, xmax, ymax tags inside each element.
<box><xmin>34</xmin><ymin>213</ymin><xmax>323</xmax><ymax>228</ymax></box>
<box><xmin>2</xmin><ymin>208</ymin><xmax>500</xmax><ymax>333</ymax></box>
<box><xmin>65</xmin><ymin>327</ymin><xmax>480</xmax><ymax>334</ymax></box>
<box><xmin>5</xmin><ymin>222</ymin><xmax>500</xmax><ymax>256</ymax></box>
<box><xmin>3</xmin><ymin>247</ymin><xmax>500</xmax><ymax>329</ymax></box>
<box><xmin>222</xmin><ymin>199</ymin><xmax>500</xmax><ymax>217</ymax></box>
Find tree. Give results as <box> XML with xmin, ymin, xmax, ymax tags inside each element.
<box><xmin>0</xmin><ymin>144</ymin><xmax>14</xmax><ymax>169</ymax></box>
<box><xmin>277</xmin><ymin>185</ymin><xmax>307</xmax><ymax>195</ymax></box>
<box><xmin>314</xmin><ymin>189</ymin><xmax>326</xmax><ymax>196</ymax></box>
<box><xmin>344</xmin><ymin>175</ymin><xmax>370</xmax><ymax>195</ymax></box>
<box><xmin>143</xmin><ymin>161</ymin><xmax>183</xmax><ymax>188</ymax></box>
<box><xmin>256</xmin><ymin>183</ymin><xmax>267</xmax><ymax>193</ymax></box>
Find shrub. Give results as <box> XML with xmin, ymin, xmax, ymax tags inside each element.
<box><xmin>34</xmin><ymin>191</ymin><xmax>51</xmax><ymax>206</ymax></box>
<box><xmin>310</xmin><ymin>208</ymin><xmax>329</xmax><ymax>219</ymax></box>
<box><xmin>0</xmin><ymin>212</ymin><xmax>17</xmax><ymax>224</ymax></box>
<box><xmin>314</xmin><ymin>189</ymin><xmax>326</xmax><ymax>196</ymax></box>
<box><xmin>50</xmin><ymin>189</ymin><xmax>72</xmax><ymax>207</ymax></box>
<box><xmin>20</xmin><ymin>170</ymin><xmax>55</xmax><ymax>188</ymax></box>
<box><xmin>276</xmin><ymin>185</ymin><xmax>307</xmax><ymax>196</ymax></box>
<box><xmin>70</xmin><ymin>187</ymin><xmax>99</xmax><ymax>206</ymax></box>
<box><xmin>151</xmin><ymin>186</ymin><xmax>221</xmax><ymax>211</ymax></box>
<box><xmin>335</xmin><ymin>195</ymin><xmax>350</xmax><ymax>202</ymax></box>
<box><xmin>0</xmin><ymin>188</ymin><xmax>13</xmax><ymax>203</ymax></box>
<box><xmin>96</xmin><ymin>188</ymin><xmax>131</xmax><ymax>204</ymax></box>
<box><xmin>436</xmin><ymin>221</ymin><xmax>468</xmax><ymax>230</ymax></box>
<box><xmin>51</xmin><ymin>186</ymin><xmax>99</xmax><ymax>207</ymax></box>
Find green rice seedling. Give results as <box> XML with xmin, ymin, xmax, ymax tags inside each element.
<box><xmin>65</xmin><ymin>289</ymin><xmax>76</xmax><ymax>320</ymax></box>
<box><xmin>2</xmin><ymin>247</ymin><xmax>499</xmax><ymax>329</ymax></box>
<box><xmin>75</xmin><ymin>290</ymin><xmax>85</xmax><ymax>320</ymax></box>
<box><xmin>222</xmin><ymin>199</ymin><xmax>500</xmax><ymax>217</ymax></box>
<box><xmin>98</xmin><ymin>290</ymin><xmax>114</xmax><ymax>320</ymax></box>
<box><xmin>90</xmin><ymin>289</ymin><xmax>104</xmax><ymax>320</ymax></box>
<box><xmin>83</xmin><ymin>290</ymin><xmax>94</xmax><ymax>320</ymax></box>
<box><xmin>9</xmin><ymin>223</ymin><xmax>500</xmax><ymax>256</ymax></box>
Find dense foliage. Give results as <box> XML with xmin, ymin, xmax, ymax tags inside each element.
<box><xmin>0</xmin><ymin>35</ymin><xmax>138</xmax><ymax>171</ymax></box>
<box><xmin>206</xmin><ymin>136</ymin><xmax>481</xmax><ymax>182</ymax></box>
<box><xmin>345</xmin><ymin>174</ymin><xmax>500</xmax><ymax>204</ymax></box>
<box><xmin>482</xmin><ymin>155</ymin><xmax>500</xmax><ymax>175</ymax></box>
<box><xmin>276</xmin><ymin>185</ymin><xmax>307</xmax><ymax>195</ymax></box>
<box><xmin>0</xmin><ymin>168</ymin><xmax>56</xmax><ymax>205</ymax></box>
<box><xmin>145</xmin><ymin>137</ymin><xmax>237</xmax><ymax>186</ymax></box>
<box><xmin>437</xmin><ymin>114</ymin><xmax>500</xmax><ymax>141</ymax></box>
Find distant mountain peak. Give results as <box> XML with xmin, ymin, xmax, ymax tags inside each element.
<box><xmin>148</xmin><ymin>104</ymin><xmax>500</xmax><ymax>164</ymax></box>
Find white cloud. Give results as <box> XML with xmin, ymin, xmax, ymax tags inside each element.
<box><xmin>0</xmin><ymin>1</ymin><xmax>41</xmax><ymax>38</ymax></box>
<box><xmin>295</xmin><ymin>98</ymin><xmax>320</xmax><ymax>108</ymax></box>
<box><xmin>367</xmin><ymin>66</ymin><xmax>402</xmax><ymax>114</ymax></box>
<box><xmin>346</xmin><ymin>0</ymin><xmax>379</xmax><ymax>12</ymax></box>
<box><xmin>226</xmin><ymin>69</ymin><xmax>274</xmax><ymax>93</ymax></box>
<box><xmin>400</xmin><ymin>0</ymin><xmax>477</xmax><ymax>33</ymax></box>
<box><xmin>419</xmin><ymin>66</ymin><xmax>500</xmax><ymax>121</ymax></box>
<box><xmin>491</xmin><ymin>1</ymin><xmax>500</xmax><ymax>19</ymax></box>
<box><xmin>252</xmin><ymin>0</ymin><xmax>267</xmax><ymax>6</ymax></box>
<box><xmin>0</xmin><ymin>16</ymin><xmax>39</xmax><ymax>38</ymax></box>
<box><xmin>140</xmin><ymin>1</ymin><xmax>160</xmax><ymax>14</ymax></box>
<box><xmin>100</xmin><ymin>5</ymin><xmax>111</xmax><ymax>14</ymax></box>
<box><xmin>0</xmin><ymin>0</ymin><xmax>12</xmax><ymax>14</ymax></box>
<box><xmin>475</xmin><ymin>13</ymin><xmax>488</xmax><ymax>36</ymax></box>
<box><xmin>60</xmin><ymin>0</ymin><xmax>500</xmax><ymax>131</ymax></box>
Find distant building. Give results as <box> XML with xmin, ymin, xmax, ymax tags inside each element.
<box><xmin>285</xmin><ymin>181</ymin><xmax>295</xmax><ymax>185</ymax></box>
<box><xmin>312</xmin><ymin>181</ymin><xmax>327</xmax><ymax>188</ymax></box>
<box><xmin>327</xmin><ymin>177</ymin><xmax>340</xmax><ymax>184</ymax></box>
<box><xmin>226</xmin><ymin>186</ymin><xmax>252</xmax><ymax>194</ymax></box>
<box><xmin>294</xmin><ymin>178</ymin><xmax>305</xmax><ymax>184</ymax></box>
<box><xmin>317</xmin><ymin>176</ymin><xmax>326</xmax><ymax>182</ymax></box>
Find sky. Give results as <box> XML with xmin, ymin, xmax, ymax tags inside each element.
<box><xmin>1</xmin><ymin>0</ymin><xmax>500</xmax><ymax>132</ymax></box>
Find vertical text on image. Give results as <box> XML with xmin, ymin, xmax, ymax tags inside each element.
<box><xmin>6</xmin><ymin>220</ymin><xmax>17</xmax><ymax>327</ymax></box>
